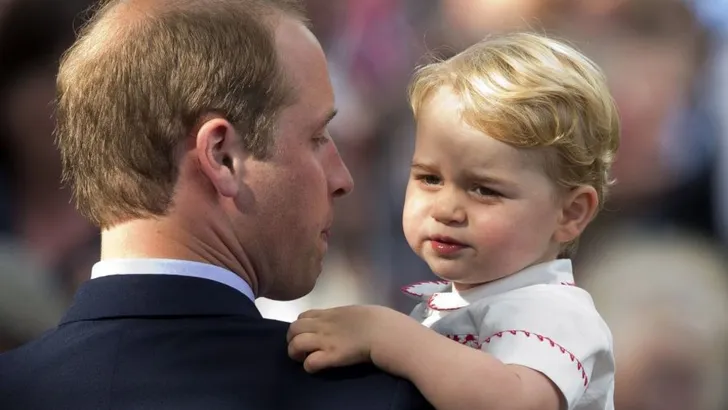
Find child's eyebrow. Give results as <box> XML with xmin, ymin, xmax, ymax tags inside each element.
<box><xmin>410</xmin><ymin>162</ymin><xmax>436</xmax><ymax>172</ymax></box>
<box><xmin>464</xmin><ymin>169</ymin><xmax>513</xmax><ymax>186</ymax></box>
<box><xmin>411</xmin><ymin>162</ymin><xmax>514</xmax><ymax>186</ymax></box>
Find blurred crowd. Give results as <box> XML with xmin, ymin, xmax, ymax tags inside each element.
<box><xmin>1</xmin><ymin>0</ymin><xmax>728</xmax><ymax>409</ymax></box>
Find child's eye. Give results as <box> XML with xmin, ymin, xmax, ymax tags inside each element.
<box><xmin>474</xmin><ymin>186</ymin><xmax>501</xmax><ymax>197</ymax></box>
<box><xmin>417</xmin><ymin>174</ymin><xmax>441</xmax><ymax>185</ymax></box>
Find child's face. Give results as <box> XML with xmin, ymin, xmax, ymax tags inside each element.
<box><xmin>403</xmin><ymin>87</ymin><xmax>564</xmax><ymax>288</ymax></box>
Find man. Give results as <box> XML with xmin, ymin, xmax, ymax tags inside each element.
<box><xmin>0</xmin><ymin>0</ymin><xmax>432</xmax><ymax>409</ymax></box>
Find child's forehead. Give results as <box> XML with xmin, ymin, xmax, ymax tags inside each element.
<box><xmin>414</xmin><ymin>121</ymin><xmax>550</xmax><ymax>181</ymax></box>
<box><xmin>414</xmin><ymin>125</ymin><xmax>536</xmax><ymax>173</ymax></box>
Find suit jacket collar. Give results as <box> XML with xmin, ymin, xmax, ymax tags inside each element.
<box><xmin>60</xmin><ymin>274</ymin><xmax>261</xmax><ymax>325</ymax></box>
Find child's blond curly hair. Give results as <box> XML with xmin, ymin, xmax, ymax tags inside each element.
<box><xmin>408</xmin><ymin>32</ymin><xmax>620</xmax><ymax>257</ymax></box>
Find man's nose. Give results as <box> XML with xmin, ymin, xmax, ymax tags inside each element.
<box><xmin>328</xmin><ymin>145</ymin><xmax>354</xmax><ymax>198</ymax></box>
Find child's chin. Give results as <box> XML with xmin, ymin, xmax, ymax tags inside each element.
<box><xmin>428</xmin><ymin>263</ymin><xmax>471</xmax><ymax>283</ymax></box>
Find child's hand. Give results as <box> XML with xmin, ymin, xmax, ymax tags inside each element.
<box><xmin>286</xmin><ymin>305</ymin><xmax>417</xmax><ymax>373</ymax></box>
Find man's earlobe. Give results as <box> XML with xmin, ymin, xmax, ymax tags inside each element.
<box><xmin>554</xmin><ymin>186</ymin><xmax>599</xmax><ymax>244</ymax></box>
<box><xmin>195</xmin><ymin>117</ymin><xmax>240</xmax><ymax>198</ymax></box>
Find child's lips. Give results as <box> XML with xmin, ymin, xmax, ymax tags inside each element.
<box><xmin>428</xmin><ymin>235</ymin><xmax>467</xmax><ymax>255</ymax></box>
<box><xmin>429</xmin><ymin>234</ymin><xmax>466</xmax><ymax>246</ymax></box>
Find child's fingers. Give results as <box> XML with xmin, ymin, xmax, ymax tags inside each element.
<box><xmin>287</xmin><ymin>333</ymin><xmax>320</xmax><ymax>362</ymax></box>
<box><xmin>302</xmin><ymin>350</ymin><xmax>335</xmax><ymax>374</ymax></box>
<box><xmin>286</xmin><ymin>318</ymin><xmax>319</xmax><ymax>343</ymax></box>
<box><xmin>298</xmin><ymin>309</ymin><xmax>327</xmax><ymax>319</ymax></box>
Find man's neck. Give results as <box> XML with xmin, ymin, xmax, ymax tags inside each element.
<box><xmin>100</xmin><ymin>217</ymin><xmax>259</xmax><ymax>296</ymax></box>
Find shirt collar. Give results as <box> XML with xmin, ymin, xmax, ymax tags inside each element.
<box><xmin>402</xmin><ymin>259</ymin><xmax>575</xmax><ymax>311</ymax></box>
<box><xmin>91</xmin><ymin>258</ymin><xmax>255</xmax><ymax>302</ymax></box>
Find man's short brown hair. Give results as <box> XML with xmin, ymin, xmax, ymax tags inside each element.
<box><xmin>56</xmin><ymin>0</ymin><xmax>306</xmax><ymax>228</ymax></box>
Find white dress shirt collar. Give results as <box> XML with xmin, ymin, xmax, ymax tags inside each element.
<box><xmin>91</xmin><ymin>258</ymin><xmax>255</xmax><ymax>302</ymax></box>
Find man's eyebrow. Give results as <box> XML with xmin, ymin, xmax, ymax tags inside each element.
<box><xmin>323</xmin><ymin>108</ymin><xmax>338</xmax><ymax>128</ymax></box>
<box><xmin>313</xmin><ymin>108</ymin><xmax>338</xmax><ymax>133</ymax></box>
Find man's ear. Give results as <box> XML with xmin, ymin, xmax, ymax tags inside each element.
<box><xmin>195</xmin><ymin>117</ymin><xmax>241</xmax><ymax>198</ymax></box>
<box><xmin>553</xmin><ymin>185</ymin><xmax>599</xmax><ymax>244</ymax></box>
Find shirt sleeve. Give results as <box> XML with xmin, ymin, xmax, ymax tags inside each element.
<box><xmin>476</xmin><ymin>288</ymin><xmax>613</xmax><ymax>409</ymax></box>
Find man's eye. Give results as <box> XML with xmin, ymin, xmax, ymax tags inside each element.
<box><xmin>313</xmin><ymin>135</ymin><xmax>329</xmax><ymax>146</ymax></box>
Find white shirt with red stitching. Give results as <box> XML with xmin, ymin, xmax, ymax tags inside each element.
<box><xmin>403</xmin><ymin>259</ymin><xmax>615</xmax><ymax>410</ymax></box>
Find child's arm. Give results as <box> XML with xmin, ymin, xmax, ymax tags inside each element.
<box><xmin>287</xmin><ymin>305</ymin><xmax>564</xmax><ymax>410</ymax></box>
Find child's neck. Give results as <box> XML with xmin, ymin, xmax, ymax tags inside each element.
<box><xmin>450</xmin><ymin>257</ymin><xmax>566</xmax><ymax>292</ymax></box>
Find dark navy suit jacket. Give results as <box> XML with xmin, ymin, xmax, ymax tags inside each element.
<box><xmin>0</xmin><ymin>275</ymin><xmax>432</xmax><ymax>409</ymax></box>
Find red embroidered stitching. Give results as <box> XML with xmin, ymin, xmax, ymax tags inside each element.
<box><xmin>483</xmin><ymin>330</ymin><xmax>589</xmax><ymax>387</ymax></box>
<box><xmin>445</xmin><ymin>333</ymin><xmax>481</xmax><ymax>349</ymax></box>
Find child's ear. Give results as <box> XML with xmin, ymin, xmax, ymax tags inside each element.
<box><xmin>553</xmin><ymin>186</ymin><xmax>599</xmax><ymax>244</ymax></box>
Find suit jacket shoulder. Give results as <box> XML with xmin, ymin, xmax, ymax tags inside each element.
<box><xmin>0</xmin><ymin>275</ymin><xmax>432</xmax><ymax>410</ymax></box>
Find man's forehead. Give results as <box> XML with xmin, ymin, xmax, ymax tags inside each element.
<box><xmin>274</xmin><ymin>15</ymin><xmax>321</xmax><ymax>64</ymax></box>
<box><xmin>274</xmin><ymin>16</ymin><xmax>334</xmax><ymax>121</ymax></box>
